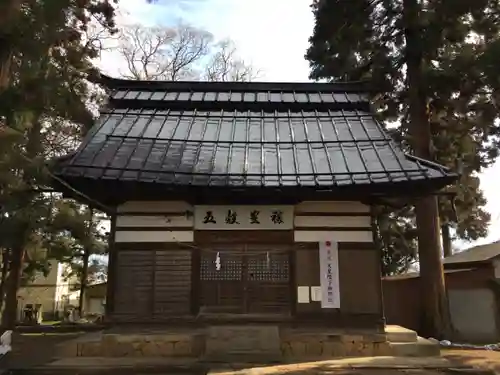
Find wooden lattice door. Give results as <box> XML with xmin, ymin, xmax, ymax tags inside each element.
<box><xmin>200</xmin><ymin>247</ymin><xmax>244</xmax><ymax>313</ymax></box>
<box><xmin>245</xmin><ymin>246</ymin><xmax>290</xmax><ymax>314</ymax></box>
<box><xmin>199</xmin><ymin>245</ymin><xmax>291</xmax><ymax>314</ymax></box>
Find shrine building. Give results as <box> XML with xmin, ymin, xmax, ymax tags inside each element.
<box><xmin>50</xmin><ymin>75</ymin><xmax>457</xmax><ymax>360</ymax></box>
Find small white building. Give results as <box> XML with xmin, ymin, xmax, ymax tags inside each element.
<box><xmin>17</xmin><ymin>260</ymin><xmax>79</xmax><ymax>321</ymax></box>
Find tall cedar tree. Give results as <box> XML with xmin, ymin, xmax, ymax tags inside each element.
<box><xmin>306</xmin><ymin>0</ymin><xmax>500</xmax><ymax>338</ymax></box>
<box><xmin>0</xmin><ymin>0</ymin><xmax>116</xmax><ymax>329</ymax></box>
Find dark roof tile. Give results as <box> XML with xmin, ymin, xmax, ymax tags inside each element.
<box><xmin>56</xmin><ymin>107</ymin><xmax>456</xmax><ymax>189</ymax></box>
<box><xmin>110</xmin><ymin>89</ymin><xmax>368</xmax><ymax>105</ymax></box>
<box><xmin>52</xmin><ymin>77</ymin><xmax>457</xmax><ymax>192</ymax></box>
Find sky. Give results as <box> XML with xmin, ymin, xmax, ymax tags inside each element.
<box><xmin>98</xmin><ymin>0</ymin><xmax>500</xmax><ymax>251</ymax></box>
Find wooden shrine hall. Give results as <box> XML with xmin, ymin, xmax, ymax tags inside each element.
<box><xmin>50</xmin><ymin>75</ymin><xmax>457</xmax><ymax>360</ymax></box>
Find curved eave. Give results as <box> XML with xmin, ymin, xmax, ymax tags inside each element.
<box><xmin>49</xmin><ymin>168</ymin><xmax>457</xmax><ymax>209</ymax></box>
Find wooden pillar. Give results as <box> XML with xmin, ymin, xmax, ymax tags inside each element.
<box><xmin>190</xmin><ymin>246</ymin><xmax>200</xmax><ymax>316</ymax></box>
<box><xmin>372</xmin><ymin>208</ymin><xmax>386</xmax><ymax>329</ymax></box>
<box><xmin>105</xmin><ymin>214</ymin><xmax>117</xmax><ymax>320</ymax></box>
<box><xmin>289</xmin><ymin>247</ymin><xmax>297</xmax><ymax>317</ymax></box>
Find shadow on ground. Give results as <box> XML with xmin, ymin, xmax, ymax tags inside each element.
<box><xmin>0</xmin><ymin>332</ymin><xmax>83</xmax><ymax>371</ymax></box>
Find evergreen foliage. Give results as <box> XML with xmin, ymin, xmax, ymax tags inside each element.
<box><xmin>0</xmin><ymin>0</ymin><xmax>116</xmax><ymax>328</ymax></box>
<box><xmin>306</xmin><ymin>0</ymin><xmax>500</xmax><ymax>274</ymax></box>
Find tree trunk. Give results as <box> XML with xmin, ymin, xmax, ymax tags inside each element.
<box><xmin>415</xmin><ymin>199</ymin><xmax>452</xmax><ymax>338</ymax></box>
<box><xmin>0</xmin><ymin>249</ymin><xmax>10</xmax><ymax>312</ymax></box>
<box><xmin>0</xmin><ymin>0</ymin><xmax>22</xmax><ymax>91</ymax></box>
<box><xmin>1</xmin><ymin>245</ymin><xmax>24</xmax><ymax>329</ymax></box>
<box><xmin>403</xmin><ymin>0</ymin><xmax>453</xmax><ymax>339</ymax></box>
<box><xmin>78</xmin><ymin>248</ymin><xmax>90</xmax><ymax>317</ymax></box>
<box><xmin>441</xmin><ymin>224</ymin><xmax>452</xmax><ymax>258</ymax></box>
<box><xmin>1</xmin><ymin>117</ymin><xmax>42</xmax><ymax>328</ymax></box>
<box><xmin>78</xmin><ymin>208</ymin><xmax>93</xmax><ymax>317</ymax></box>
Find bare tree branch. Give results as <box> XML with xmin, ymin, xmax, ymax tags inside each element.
<box><xmin>168</xmin><ymin>24</ymin><xmax>212</xmax><ymax>80</ymax></box>
<box><xmin>203</xmin><ymin>39</ymin><xmax>261</xmax><ymax>82</ymax></box>
<box><xmin>83</xmin><ymin>17</ymin><xmax>117</xmax><ymax>59</ymax></box>
<box><xmin>115</xmin><ymin>23</ymin><xmax>260</xmax><ymax>81</ymax></box>
<box><xmin>117</xmin><ymin>23</ymin><xmax>212</xmax><ymax>80</ymax></box>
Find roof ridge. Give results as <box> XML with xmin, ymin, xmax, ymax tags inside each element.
<box><xmin>95</xmin><ymin>73</ymin><xmax>375</xmax><ymax>93</ymax></box>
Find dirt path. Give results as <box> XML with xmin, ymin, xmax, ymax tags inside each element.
<box><xmin>443</xmin><ymin>349</ymin><xmax>500</xmax><ymax>374</ymax></box>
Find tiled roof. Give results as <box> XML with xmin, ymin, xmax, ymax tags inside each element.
<box><xmin>53</xmin><ymin>77</ymin><xmax>457</xmax><ymax>191</ymax></box>
<box><xmin>443</xmin><ymin>241</ymin><xmax>500</xmax><ymax>265</ymax></box>
<box><xmin>104</xmin><ymin>78</ymin><xmax>372</xmax><ymax>112</ymax></box>
<box><xmin>111</xmin><ymin>88</ymin><xmax>368</xmax><ymax>105</ymax></box>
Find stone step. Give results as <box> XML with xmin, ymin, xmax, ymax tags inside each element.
<box><xmin>204</xmin><ymin>325</ymin><xmax>281</xmax><ymax>362</ymax></box>
<box><xmin>385</xmin><ymin>325</ymin><xmax>418</xmax><ymax>343</ymax></box>
<box><xmin>389</xmin><ymin>337</ymin><xmax>440</xmax><ymax>357</ymax></box>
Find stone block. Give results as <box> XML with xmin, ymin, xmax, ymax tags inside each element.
<box><xmin>386</xmin><ymin>325</ymin><xmax>418</xmax><ymax>343</ymax></box>
<box><xmin>323</xmin><ymin>341</ymin><xmax>346</xmax><ymax>357</ymax></box>
<box><xmin>305</xmin><ymin>341</ymin><xmax>324</xmax><ymax>357</ymax></box>
<box><xmin>290</xmin><ymin>340</ymin><xmax>306</xmax><ymax>357</ymax></box>
<box><xmin>57</xmin><ymin>340</ymin><xmax>78</xmax><ymax>357</ymax></box>
<box><xmin>141</xmin><ymin>342</ymin><xmax>161</xmax><ymax>357</ymax></box>
<box><xmin>109</xmin><ymin>342</ymin><xmax>133</xmax><ymax>357</ymax></box>
<box><xmin>324</xmin><ymin>334</ymin><xmax>343</xmax><ymax>342</ymax></box>
<box><xmin>358</xmin><ymin>342</ymin><xmax>375</xmax><ymax>357</ymax></box>
<box><xmin>390</xmin><ymin>337</ymin><xmax>440</xmax><ymax>357</ymax></box>
<box><xmin>78</xmin><ymin>342</ymin><xmax>101</xmax><ymax>357</ymax></box>
<box><xmin>173</xmin><ymin>340</ymin><xmax>192</xmax><ymax>356</ymax></box>
<box><xmin>76</xmin><ymin>343</ymin><xmax>83</xmax><ymax>357</ymax></box>
<box><xmin>205</xmin><ymin>325</ymin><xmax>281</xmax><ymax>361</ymax></box>
<box><xmin>156</xmin><ymin>341</ymin><xmax>175</xmax><ymax>357</ymax></box>
<box><xmin>191</xmin><ymin>335</ymin><xmax>205</xmax><ymax>356</ymax></box>
<box><xmin>101</xmin><ymin>334</ymin><xmax>118</xmax><ymax>344</ymax></box>
<box><xmin>362</xmin><ymin>333</ymin><xmax>387</xmax><ymax>343</ymax></box>
<box><xmin>131</xmin><ymin>341</ymin><xmax>145</xmax><ymax>356</ymax></box>
<box><xmin>280</xmin><ymin>341</ymin><xmax>293</xmax><ymax>358</ymax></box>
<box><xmin>344</xmin><ymin>340</ymin><xmax>364</xmax><ymax>356</ymax></box>
<box><xmin>341</xmin><ymin>334</ymin><xmax>365</xmax><ymax>343</ymax></box>
<box><xmin>373</xmin><ymin>341</ymin><xmax>392</xmax><ymax>356</ymax></box>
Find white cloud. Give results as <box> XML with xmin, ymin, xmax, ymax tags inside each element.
<box><xmin>185</xmin><ymin>0</ymin><xmax>315</xmax><ymax>81</ymax></box>
<box><xmin>98</xmin><ymin>0</ymin><xmax>499</xmax><ymax>247</ymax></box>
<box><xmin>469</xmin><ymin>161</ymin><xmax>500</xmax><ymax>246</ymax></box>
<box><xmin>114</xmin><ymin>0</ymin><xmax>174</xmax><ymax>25</ymax></box>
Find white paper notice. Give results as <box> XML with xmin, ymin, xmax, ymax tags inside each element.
<box><xmin>310</xmin><ymin>286</ymin><xmax>322</xmax><ymax>302</ymax></box>
<box><xmin>297</xmin><ymin>286</ymin><xmax>310</xmax><ymax>303</ymax></box>
<box><xmin>319</xmin><ymin>240</ymin><xmax>340</xmax><ymax>308</ymax></box>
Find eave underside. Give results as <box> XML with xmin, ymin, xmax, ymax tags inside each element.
<box><xmin>53</xmin><ymin>174</ymin><xmax>455</xmax><ymax>211</ymax></box>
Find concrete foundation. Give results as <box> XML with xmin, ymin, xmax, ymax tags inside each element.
<box><xmin>57</xmin><ymin>325</ymin><xmax>438</xmax><ymax>362</ymax></box>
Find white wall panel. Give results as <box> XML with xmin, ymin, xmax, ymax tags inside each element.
<box><xmin>115</xmin><ymin>231</ymin><xmax>194</xmax><ymax>243</ymax></box>
<box><xmin>116</xmin><ymin>215</ymin><xmax>193</xmax><ymax>228</ymax></box>
<box><xmin>294</xmin><ymin>230</ymin><xmax>372</xmax><ymax>243</ymax></box>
